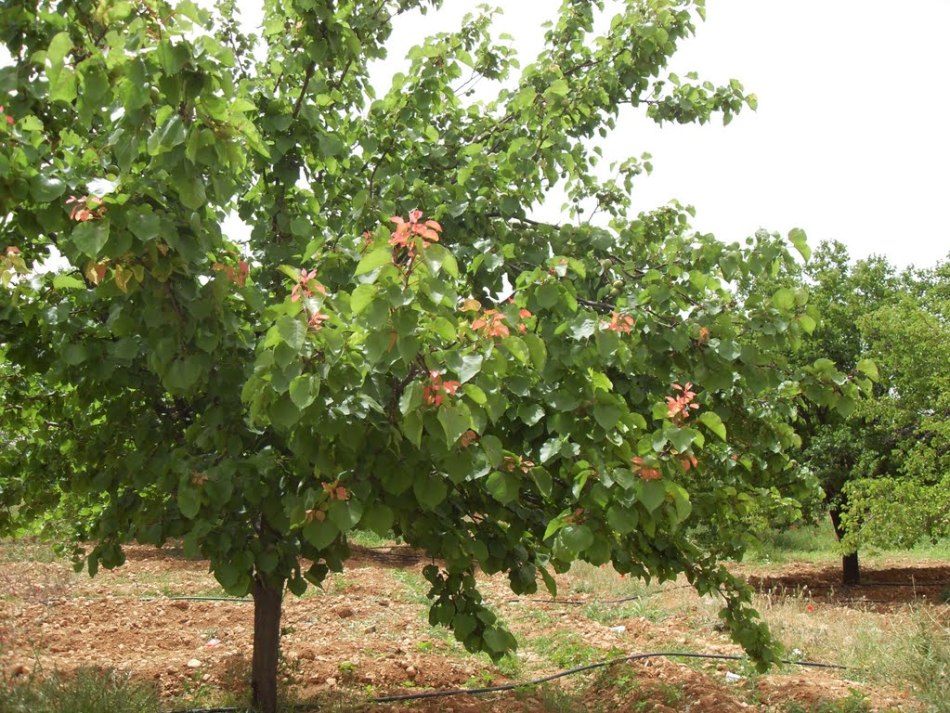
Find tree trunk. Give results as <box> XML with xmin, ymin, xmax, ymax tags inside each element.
<box><xmin>251</xmin><ymin>576</ymin><xmax>283</xmax><ymax>713</ymax></box>
<box><xmin>829</xmin><ymin>507</ymin><xmax>860</xmax><ymax>585</ymax></box>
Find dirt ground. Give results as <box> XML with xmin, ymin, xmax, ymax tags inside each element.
<box><xmin>1</xmin><ymin>542</ymin><xmax>946</xmax><ymax>711</ymax></box>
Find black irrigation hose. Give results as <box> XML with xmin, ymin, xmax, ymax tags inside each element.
<box><xmin>371</xmin><ymin>651</ymin><xmax>846</xmax><ymax>704</ymax></box>
<box><xmin>141</xmin><ymin>586</ymin><xmax>689</xmax><ymax>608</ymax></box>
<box><xmin>165</xmin><ymin>596</ymin><xmax>252</xmax><ymax>603</ymax></box>
<box><xmin>859</xmin><ymin>580</ymin><xmax>950</xmax><ymax>588</ymax></box>
<box><xmin>503</xmin><ymin>585</ymin><xmax>694</xmax><ymax>607</ymax></box>
<box><xmin>166</xmin><ymin>650</ymin><xmax>847</xmax><ymax>713</ymax></box>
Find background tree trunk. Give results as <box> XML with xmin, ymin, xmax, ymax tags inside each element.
<box><xmin>252</xmin><ymin>576</ymin><xmax>283</xmax><ymax>713</ymax></box>
<box><xmin>829</xmin><ymin>507</ymin><xmax>860</xmax><ymax>585</ymax></box>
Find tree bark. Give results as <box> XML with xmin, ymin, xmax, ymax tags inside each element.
<box><xmin>829</xmin><ymin>507</ymin><xmax>860</xmax><ymax>585</ymax></box>
<box><xmin>251</xmin><ymin>576</ymin><xmax>283</xmax><ymax>713</ymax></box>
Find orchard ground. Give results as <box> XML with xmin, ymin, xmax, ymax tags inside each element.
<box><xmin>1</xmin><ymin>525</ymin><xmax>948</xmax><ymax>713</ymax></box>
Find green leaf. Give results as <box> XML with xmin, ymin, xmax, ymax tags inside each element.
<box><xmin>558</xmin><ymin>524</ymin><xmax>594</xmax><ymax>555</ymax></box>
<box><xmin>797</xmin><ymin>314</ymin><xmax>817</xmax><ymax>334</ymax></box>
<box><xmin>289</xmin><ymin>375</ymin><xmax>318</xmax><ymax>410</ymax></box>
<box><xmin>177</xmin><ymin>173</ymin><xmax>206</xmax><ymax>210</ymax></box>
<box><xmin>47</xmin><ymin>32</ymin><xmax>73</xmax><ymax>64</ymax></box>
<box><xmin>438</xmin><ymin>403</ymin><xmax>472</xmax><ymax>445</ymax></box>
<box><xmin>63</xmin><ymin>344</ymin><xmax>87</xmax><ymax>365</ymax></box>
<box><xmin>29</xmin><ymin>175</ymin><xmax>66</xmax><ymax>203</ymax></box>
<box><xmin>328</xmin><ymin>499</ymin><xmax>363</xmax><ymax>532</ymax></box>
<box><xmin>538</xmin><ymin>565</ymin><xmax>558</xmax><ymax>597</ymax></box>
<box><xmin>399</xmin><ymin>381</ymin><xmax>423</xmax><ymax>416</ymax></box>
<box><xmin>52</xmin><ymin>274</ymin><xmax>86</xmax><ymax>290</ymax></box>
<box><xmin>482</xmin><ymin>627</ymin><xmax>515</xmax><ymax>655</ymax></box>
<box><xmin>589</xmin><ymin>369</ymin><xmax>613</xmax><ymax>392</ymax></box>
<box><xmin>771</xmin><ymin>288</ymin><xmax>795</xmax><ymax>311</ymax></box>
<box><xmin>423</xmin><ymin>243</ymin><xmax>458</xmax><ymax>278</ymax></box>
<box><xmin>788</xmin><ymin>227</ymin><xmax>811</xmax><ymax>261</ymax></box>
<box><xmin>401</xmin><ymin>411</ymin><xmax>423</xmax><ymax>448</ymax></box>
<box><xmin>431</xmin><ymin>317</ymin><xmax>457</xmax><ymax>341</ymax></box>
<box><xmin>593</xmin><ymin>402</ymin><xmax>620</xmax><ymax>431</ymax></box>
<box><xmin>277</xmin><ymin>316</ymin><xmax>306</xmax><ymax>350</ymax></box>
<box><xmin>453</xmin><ymin>613</ymin><xmax>477</xmax><ymax>641</ymax></box>
<box><xmin>360</xmin><ymin>503</ymin><xmax>394</xmax><ymax>536</ymax></box>
<box><xmin>480</xmin><ymin>435</ymin><xmax>504</xmax><ymax>467</ymax></box>
<box><xmin>128</xmin><ymin>209</ymin><xmax>162</xmax><ymax>242</ymax></box>
<box><xmin>545</xmin><ymin>78</ymin><xmax>570</xmax><ymax>99</ymax></box>
<box><xmin>447</xmin><ymin>353</ymin><xmax>483</xmax><ymax>383</ymax></box>
<box><xmin>147</xmin><ymin>114</ymin><xmax>186</xmax><ymax>155</ymax></box>
<box><xmin>667</xmin><ymin>427</ymin><xmax>698</xmax><ymax>452</ymax></box>
<box><xmin>302</xmin><ymin>519</ymin><xmax>339</xmax><ymax>550</ymax></box>
<box><xmin>350</xmin><ymin>284</ymin><xmax>377</xmax><ymax>314</ymax></box>
<box><xmin>857</xmin><ymin>359</ymin><xmax>879</xmax><ymax>382</ymax></box>
<box><xmin>543</xmin><ymin>512</ymin><xmax>569</xmax><ymax>540</ymax></box>
<box><xmin>49</xmin><ymin>67</ymin><xmax>77</xmax><ymax>103</ymax></box>
<box><xmin>637</xmin><ymin>480</ymin><xmax>666</xmax><ymax>513</ymax></box>
<box><xmin>522</xmin><ymin>333</ymin><xmax>547</xmax><ymax>370</ymax></box>
<box><xmin>355</xmin><ymin>248</ymin><xmax>392</xmax><ymax>276</ymax></box>
<box><xmin>835</xmin><ymin>395</ymin><xmax>856</xmax><ymax>418</ymax></box>
<box><xmin>72</xmin><ymin>221</ymin><xmax>110</xmax><ymax>258</ymax></box>
<box><xmin>165</xmin><ymin>356</ymin><xmax>204</xmax><ymax>391</ymax></box>
<box><xmin>698</xmin><ymin>411</ymin><xmax>727</xmax><ymax>440</ymax></box>
<box><xmin>606</xmin><ymin>505</ymin><xmax>639</xmax><ymax>534</ymax></box>
<box><xmin>414</xmin><ymin>474</ymin><xmax>448</xmax><ymax>510</ymax></box>
<box><xmin>503</xmin><ymin>336</ymin><xmax>530</xmax><ymax>364</ymax></box>
<box><xmin>486</xmin><ymin>471</ymin><xmax>519</xmax><ymax>505</ymax></box>
<box><xmin>535</xmin><ymin>283</ymin><xmax>560</xmax><ymax>309</ymax></box>
<box><xmin>268</xmin><ymin>394</ymin><xmax>299</xmax><ymax>429</ymax></box>
<box><xmin>178</xmin><ymin>485</ymin><xmax>201</xmax><ymax>519</ymax></box>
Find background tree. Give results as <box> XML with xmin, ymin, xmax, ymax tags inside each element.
<box><xmin>838</xmin><ymin>263</ymin><xmax>950</xmax><ymax>555</ymax></box>
<box><xmin>793</xmin><ymin>242</ymin><xmax>949</xmax><ymax>584</ymax></box>
<box><xmin>0</xmin><ymin>1</ymin><xmax>861</xmax><ymax>710</ymax></box>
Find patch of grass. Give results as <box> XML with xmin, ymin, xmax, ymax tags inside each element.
<box><xmin>0</xmin><ymin>537</ymin><xmax>63</xmax><ymax>564</ymax></box>
<box><xmin>347</xmin><ymin>530</ymin><xmax>397</xmax><ymax>548</ymax></box>
<box><xmin>389</xmin><ymin>569</ymin><xmax>430</xmax><ymax>606</ymax></box>
<box><xmin>0</xmin><ymin>667</ymin><xmax>160</xmax><ymax>713</ymax></box>
<box><xmin>884</xmin><ymin>609</ymin><xmax>950</xmax><ymax>712</ymax></box>
<box><xmin>493</xmin><ymin>652</ymin><xmax>522</xmax><ymax>677</ymax></box>
<box><xmin>514</xmin><ymin>682</ymin><xmax>586</xmax><ymax>712</ymax></box>
<box><xmin>583</xmin><ymin>598</ymin><xmax>665</xmax><ymax>626</ymax></box>
<box><xmin>762</xmin><ymin>595</ymin><xmax>950</xmax><ymax>712</ymax></box>
<box><xmin>783</xmin><ymin>690</ymin><xmax>873</xmax><ymax>713</ymax></box>
<box><xmin>565</xmin><ymin>562</ymin><xmax>652</xmax><ymax>598</ymax></box>
<box><xmin>527</xmin><ymin>631</ymin><xmax>611</xmax><ymax>669</ymax></box>
<box><xmin>746</xmin><ymin>517</ymin><xmax>950</xmax><ymax>564</ymax></box>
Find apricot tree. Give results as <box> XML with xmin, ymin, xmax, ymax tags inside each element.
<box><xmin>0</xmin><ymin>1</ymin><xmax>861</xmax><ymax>710</ymax></box>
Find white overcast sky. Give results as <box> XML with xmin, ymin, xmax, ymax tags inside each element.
<box><xmin>5</xmin><ymin>1</ymin><xmax>944</xmax><ymax>269</ymax></box>
<box><xmin>321</xmin><ymin>0</ymin><xmax>948</xmax><ymax>270</ymax></box>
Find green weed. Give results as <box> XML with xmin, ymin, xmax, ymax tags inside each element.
<box><xmin>0</xmin><ymin>667</ymin><xmax>160</xmax><ymax>713</ymax></box>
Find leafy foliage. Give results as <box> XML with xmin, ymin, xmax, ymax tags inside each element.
<box><xmin>791</xmin><ymin>242</ymin><xmax>950</xmax><ymax>564</ymax></box>
<box><xmin>0</xmin><ymin>0</ymin><xmax>862</xmax><ymax>688</ymax></box>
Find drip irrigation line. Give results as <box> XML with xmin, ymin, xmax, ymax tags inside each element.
<box><xmin>860</xmin><ymin>580</ymin><xmax>950</xmax><ymax>588</ymax></box>
<box><xmin>137</xmin><ymin>596</ymin><xmax>253</xmax><ymax>603</ymax></box>
<box><xmin>165</xmin><ymin>650</ymin><xmax>846</xmax><ymax>713</ymax></box>
<box><xmin>826</xmin><ymin>597</ymin><xmax>949</xmax><ymax>605</ymax></box>
<box><xmin>503</xmin><ymin>584</ymin><xmax>693</xmax><ymax>606</ymax></box>
<box><xmin>755</xmin><ymin>580</ymin><xmax>950</xmax><ymax>591</ymax></box>
<box><xmin>370</xmin><ymin>651</ymin><xmax>845</xmax><ymax>704</ymax></box>
<box><xmin>145</xmin><ymin>585</ymin><xmax>696</xmax><ymax>608</ymax></box>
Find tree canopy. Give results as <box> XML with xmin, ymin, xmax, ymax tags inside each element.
<box><xmin>0</xmin><ymin>1</ymin><xmax>864</xmax><ymax>710</ymax></box>
<box><xmin>789</xmin><ymin>242</ymin><xmax>950</xmax><ymax>583</ymax></box>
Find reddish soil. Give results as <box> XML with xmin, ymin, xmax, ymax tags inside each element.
<box><xmin>744</xmin><ymin>561</ymin><xmax>950</xmax><ymax>609</ymax></box>
<box><xmin>0</xmin><ymin>543</ymin><xmax>942</xmax><ymax>711</ymax></box>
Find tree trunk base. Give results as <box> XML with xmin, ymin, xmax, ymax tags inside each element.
<box><xmin>252</xmin><ymin>577</ymin><xmax>283</xmax><ymax>713</ymax></box>
<box><xmin>829</xmin><ymin>507</ymin><xmax>860</xmax><ymax>585</ymax></box>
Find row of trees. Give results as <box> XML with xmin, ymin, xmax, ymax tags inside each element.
<box><xmin>0</xmin><ymin>0</ymin><xmax>944</xmax><ymax>710</ymax></box>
